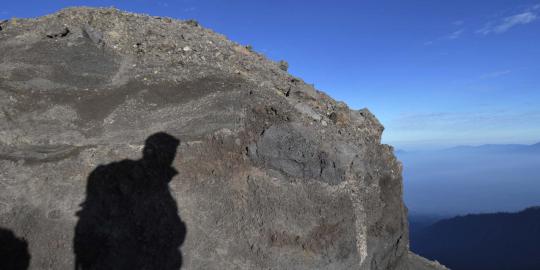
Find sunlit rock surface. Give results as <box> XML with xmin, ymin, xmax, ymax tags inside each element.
<box><xmin>0</xmin><ymin>8</ymin><xmax>447</xmax><ymax>270</ymax></box>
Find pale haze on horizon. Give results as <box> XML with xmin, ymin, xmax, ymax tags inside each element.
<box><xmin>2</xmin><ymin>0</ymin><xmax>539</xmax><ymax>150</ymax></box>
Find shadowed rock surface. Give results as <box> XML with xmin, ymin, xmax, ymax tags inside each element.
<box><xmin>0</xmin><ymin>227</ymin><xmax>30</xmax><ymax>270</ymax></box>
<box><xmin>0</xmin><ymin>7</ymin><xmax>447</xmax><ymax>269</ymax></box>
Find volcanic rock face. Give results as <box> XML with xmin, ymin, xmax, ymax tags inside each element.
<box><xmin>0</xmin><ymin>8</ymin><xmax>446</xmax><ymax>270</ymax></box>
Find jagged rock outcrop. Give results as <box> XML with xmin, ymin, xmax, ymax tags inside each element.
<box><xmin>0</xmin><ymin>8</ymin><xmax>447</xmax><ymax>270</ymax></box>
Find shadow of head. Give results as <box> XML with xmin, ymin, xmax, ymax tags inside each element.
<box><xmin>0</xmin><ymin>227</ymin><xmax>30</xmax><ymax>270</ymax></box>
<box><xmin>142</xmin><ymin>132</ymin><xmax>180</xmax><ymax>166</ymax></box>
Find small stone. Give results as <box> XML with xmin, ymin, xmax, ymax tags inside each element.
<box><xmin>278</xmin><ymin>60</ymin><xmax>288</xmax><ymax>71</ymax></box>
<box><xmin>47</xmin><ymin>209</ymin><xmax>62</xmax><ymax>219</ymax></box>
<box><xmin>183</xmin><ymin>46</ymin><xmax>191</xmax><ymax>52</ymax></box>
<box><xmin>46</xmin><ymin>26</ymin><xmax>70</xmax><ymax>38</ymax></box>
<box><xmin>321</xmin><ymin>120</ymin><xmax>328</xmax><ymax>126</ymax></box>
<box><xmin>185</xmin><ymin>19</ymin><xmax>199</xmax><ymax>27</ymax></box>
<box><xmin>82</xmin><ymin>25</ymin><xmax>103</xmax><ymax>45</ymax></box>
<box><xmin>0</xmin><ymin>20</ymin><xmax>7</xmax><ymax>31</ymax></box>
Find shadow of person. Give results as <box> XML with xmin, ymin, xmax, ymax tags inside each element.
<box><xmin>74</xmin><ymin>132</ymin><xmax>186</xmax><ymax>270</ymax></box>
<box><xmin>0</xmin><ymin>227</ymin><xmax>30</xmax><ymax>270</ymax></box>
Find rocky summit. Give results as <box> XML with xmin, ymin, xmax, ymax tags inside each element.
<box><xmin>0</xmin><ymin>7</ymin><xmax>447</xmax><ymax>270</ymax></box>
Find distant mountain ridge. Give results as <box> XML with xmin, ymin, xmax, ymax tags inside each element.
<box><xmin>411</xmin><ymin>207</ymin><xmax>540</xmax><ymax>270</ymax></box>
<box><xmin>396</xmin><ymin>142</ymin><xmax>540</xmax><ymax>154</ymax></box>
<box><xmin>444</xmin><ymin>142</ymin><xmax>540</xmax><ymax>154</ymax></box>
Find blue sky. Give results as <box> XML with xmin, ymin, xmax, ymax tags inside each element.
<box><xmin>2</xmin><ymin>0</ymin><xmax>540</xmax><ymax>150</ymax></box>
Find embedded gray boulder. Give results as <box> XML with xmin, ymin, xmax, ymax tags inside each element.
<box><xmin>0</xmin><ymin>7</ymin><xmax>447</xmax><ymax>270</ymax></box>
